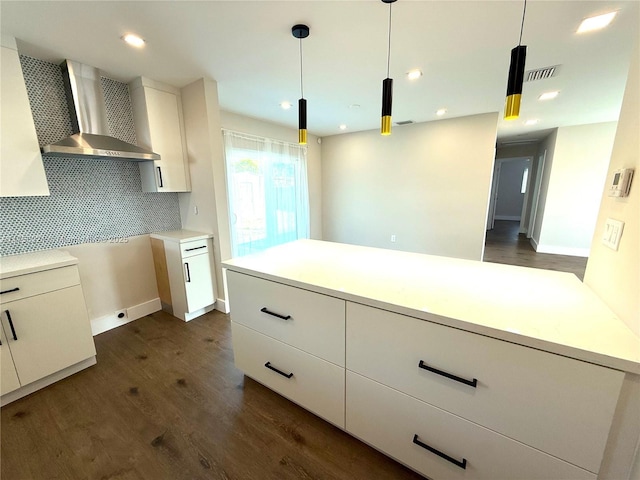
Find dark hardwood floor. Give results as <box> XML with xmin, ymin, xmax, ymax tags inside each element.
<box><xmin>1</xmin><ymin>310</ymin><xmax>423</xmax><ymax>480</ymax></box>
<box><xmin>484</xmin><ymin>220</ymin><xmax>588</xmax><ymax>280</ymax></box>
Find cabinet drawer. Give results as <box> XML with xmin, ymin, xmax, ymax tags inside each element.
<box><xmin>227</xmin><ymin>271</ymin><xmax>345</xmax><ymax>366</ymax></box>
<box><xmin>232</xmin><ymin>322</ymin><xmax>344</xmax><ymax>428</ymax></box>
<box><xmin>346</xmin><ymin>303</ymin><xmax>623</xmax><ymax>473</ymax></box>
<box><xmin>346</xmin><ymin>371</ymin><xmax>595</xmax><ymax>480</ymax></box>
<box><xmin>0</xmin><ymin>266</ymin><xmax>80</xmax><ymax>303</ymax></box>
<box><xmin>180</xmin><ymin>239</ymin><xmax>209</xmax><ymax>258</ymax></box>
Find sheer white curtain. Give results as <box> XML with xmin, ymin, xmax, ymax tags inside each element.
<box><xmin>223</xmin><ymin>129</ymin><xmax>310</xmax><ymax>257</ymax></box>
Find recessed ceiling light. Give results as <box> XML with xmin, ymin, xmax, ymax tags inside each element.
<box><xmin>539</xmin><ymin>91</ymin><xmax>559</xmax><ymax>101</ymax></box>
<box><xmin>122</xmin><ymin>33</ymin><xmax>145</xmax><ymax>48</ymax></box>
<box><xmin>407</xmin><ymin>69</ymin><xmax>423</xmax><ymax>80</ymax></box>
<box><xmin>577</xmin><ymin>11</ymin><xmax>617</xmax><ymax>33</ymax></box>
<box><xmin>436</xmin><ymin>108</ymin><xmax>447</xmax><ymax>116</ymax></box>
<box><xmin>280</xmin><ymin>101</ymin><xmax>292</xmax><ymax>110</ymax></box>
<box><xmin>339</xmin><ymin>124</ymin><xmax>347</xmax><ymax>130</ymax></box>
<box><xmin>524</xmin><ymin>119</ymin><xmax>539</xmax><ymax>126</ymax></box>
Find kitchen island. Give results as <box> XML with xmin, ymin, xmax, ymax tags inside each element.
<box><xmin>223</xmin><ymin>239</ymin><xmax>640</xmax><ymax>480</ymax></box>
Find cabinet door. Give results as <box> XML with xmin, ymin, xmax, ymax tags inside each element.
<box><xmin>1</xmin><ymin>286</ymin><xmax>96</xmax><ymax>387</ymax></box>
<box><xmin>0</xmin><ymin>44</ymin><xmax>49</xmax><ymax>197</ymax></box>
<box><xmin>142</xmin><ymin>88</ymin><xmax>189</xmax><ymax>192</ymax></box>
<box><xmin>0</xmin><ymin>324</ymin><xmax>20</xmax><ymax>396</ymax></box>
<box><xmin>183</xmin><ymin>254</ymin><xmax>215</xmax><ymax>313</ymax></box>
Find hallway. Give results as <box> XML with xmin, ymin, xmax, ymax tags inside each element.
<box><xmin>484</xmin><ymin>221</ymin><xmax>588</xmax><ymax>280</ymax></box>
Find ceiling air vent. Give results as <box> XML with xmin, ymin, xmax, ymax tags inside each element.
<box><xmin>395</xmin><ymin>120</ymin><xmax>414</xmax><ymax>125</ymax></box>
<box><xmin>525</xmin><ymin>65</ymin><xmax>559</xmax><ymax>82</ymax></box>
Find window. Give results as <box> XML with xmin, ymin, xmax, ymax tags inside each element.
<box><xmin>223</xmin><ymin>130</ymin><xmax>310</xmax><ymax>257</ymax></box>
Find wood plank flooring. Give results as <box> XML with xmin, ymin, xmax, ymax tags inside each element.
<box><xmin>1</xmin><ymin>310</ymin><xmax>423</xmax><ymax>480</ymax></box>
<box><xmin>484</xmin><ymin>221</ymin><xmax>588</xmax><ymax>280</ymax></box>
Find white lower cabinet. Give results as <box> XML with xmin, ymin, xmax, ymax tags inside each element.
<box><xmin>232</xmin><ymin>323</ymin><xmax>345</xmax><ymax>428</ymax></box>
<box><xmin>2</xmin><ymin>286</ymin><xmax>96</xmax><ymax>388</ymax></box>
<box><xmin>150</xmin><ymin>232</ymin><xmax>217</xmax><ymax>322</ymax></box>
<box><xmin>346</xmin><ymin>371</ymin><xmax>595</xmax><ymax>480</ymax></box>
<box><xmin>0</xmin><ymin>324</ymin><xmax>21</xmax><ymax>395</ymax></box>
<box><xmin>0</xmin><ymin>255</ymin><xmax>96</xmax><ymax>405</ymax></box>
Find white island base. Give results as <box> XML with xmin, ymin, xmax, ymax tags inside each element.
<box><xmin>223</xmin><ymin>240</ymin><xmax>640</xmax><ymax>480</ymax></box>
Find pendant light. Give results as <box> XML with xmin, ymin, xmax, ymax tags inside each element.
<box><xmin>292</xmin><ymin>24</ymin><xmax>309</xmax><ymax>145</ymax></box>
<box><xmin>381</xmin><ymin>0</ymin><xmax>397</xmax><ymax>136</ymax></box>
<box><xmin>504</xmin><ymin>0</ymin><xmax>528</xmax><ymax>120</ymax></box>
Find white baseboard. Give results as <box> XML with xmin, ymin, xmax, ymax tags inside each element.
<box><xmin>495</xmin><ymin>215</ymin><xmax>522</xmax><ymax>221</ymax></box>
<box><xmin>530</xmin><ymin>238</ymin><xmax>589</xmax><ymax>257</ymax></box>
<box><xmin>215</xmin><ymin>297</ymin><xmax>229</xmax><ymax>314</ymax></box>
<box><xmin>1</xmin><ymin>356</ymin><xmax>96</xmax><ymax>406</ymax></box>
<box><xmin>91</xmin><ymin>298</ymin><xmax>161</xmax><ymax>336</ymax></box>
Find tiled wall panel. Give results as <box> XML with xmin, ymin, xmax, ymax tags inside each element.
<box><xmin>0</xmin><ymin>56</ymin><xmax>182</xmax><ymax>256</ymax></box>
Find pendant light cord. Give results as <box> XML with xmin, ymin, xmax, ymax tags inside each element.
<box><xmin>386</xmin><ymin>2</ymin><xmax>392</xmax><ymax>78</ymax></box>
<box><xmin>518</xmin><ymin>0</ymin><xmax>527</xmax><ymax>45</ymax></box>
<box><xmin>299</xmin><ymin>37</ymin><xmax>304</xmax><ymax>99</ymax></box>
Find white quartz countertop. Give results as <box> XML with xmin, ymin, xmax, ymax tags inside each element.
<box><xmin>223</xmin><ymin>239</ymin><xmax>640</xmax><ymax>374</ymax></box>
<box><xmin>150</xmin><ymin>230</ymin><xmax>213</xmax><ymax>243</ymax></box>
<box><xmin>0</xmin><ymin>249</ymin><xmax>78</xmax><ymax>279</ymax></box>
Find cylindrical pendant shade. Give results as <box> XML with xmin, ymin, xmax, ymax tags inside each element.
<box><xmin>381</xmin><ymin>77</ymin><xmax>393</xmax><ymax>135</ymax></box>
<box><xmin>298</xmin><ymin>98</ymin><xmax>307</xmax><ymax>145</ymax></box>
<box><xmin>504</xmin><ymin>45</ymin><xmax>527</xmax><ymax>120</ymax></box>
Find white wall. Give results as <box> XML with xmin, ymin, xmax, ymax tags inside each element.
<box><xmin>64</xmin><ymin>235</ymin><xmax>160</xmax><ymax>334</ymax></box>
<box><xmin>179</xmin><ymin>78</ymin><xmax>231</xmax><ymax>311</ymax></box>
<box><xmin>219</xmin><ymin>110</ymin><xmax>323</xmax><ymax>240</ymax></box>
<box><xmin>584</xmin><ymin>38</ymin><xmax>639</xmax><ymax>337</ymax></box>
<box><xmin>322</xmin><ymin>113</ymin><xmax>498</xmax><ymax>261</ymax></box>
<box><xmin>532</xmin><ymin>123</ymin><xmax>617</xmax><ymax>256</ymax></box>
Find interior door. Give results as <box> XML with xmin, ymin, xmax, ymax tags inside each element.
<box><xmin>527</xmin><ymin>151</ymin><xmax>546</xmax><ymax>239</ymax></box>
<box><xmin>487</xmin><ymin>161</ymin><xmax>502</xmax><ymax>230</ymax></box>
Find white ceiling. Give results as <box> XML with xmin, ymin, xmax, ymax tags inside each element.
<box><xmin>2</xmin><ymin>1</ymin><xmax>638</xmax><ymax>142</ymax></box>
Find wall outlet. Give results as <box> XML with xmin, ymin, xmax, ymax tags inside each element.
<box><xmin>115</xmin><ymin>309</ymin><xmax>128</xmax><ymax>320</ymax></box>
<box><xmin>391</xmin><ymin>234</ymin><xmax>397</xmax><ymax>243</ymax></box>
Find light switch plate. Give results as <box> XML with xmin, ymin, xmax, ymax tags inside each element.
<box><xmin>602</xmin><ymin>218</ymin><xmax>624</xmax><ymax>251</ymax></box>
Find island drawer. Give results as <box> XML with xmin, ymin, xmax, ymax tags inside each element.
<box><xmin>231</xmin><ymin>322</ymin><xmax>345</xmax><ymax>428</ymax></box>
<box><xmin>346</xmin><ymin>302</ymin><xmax>623</xmax><ymax>473</ymax></box>
<box><xmin>0</xmin><ymin>266</ymin><xmax>80</xmax><ymax>303</ymax></box>
<box><xmin>346</xmin><ymin>371</ymin><xmax>596</xmax><ymax>480</ymax></box>
<box><xmin>227</xmin><ymin>271</ymin><xmax>345</xmax><ymax>366</ymax></box>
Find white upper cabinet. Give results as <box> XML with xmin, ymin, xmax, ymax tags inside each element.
<box><xmin>129</xmin><ymin>77</ymin><xmax>191</xmax><ymax>192</ymax></box>
<box><xmin>0</xmin><ymin>36</ymin><xmax>49</xmax><ymax>197</ymax></box>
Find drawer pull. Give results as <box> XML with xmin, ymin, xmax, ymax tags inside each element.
<box><xmin>185</xmin><ymin>246</ymin><xmax>207</xmax><ymax>252</ymax></box>
<box><xmin>260</xmin><ymin>307</ymin><xmax>291</xmax><ymax>320</ymax></box>
<box><xmin>418</xmin><ymin>360</ymin><xmax>477</xmax><ymax>388</ymax></box>
<box><xmin>412</xmin><ymin>434</ymin><xmax>467</xmax><ymax>470</ymax></box>
<box><xmin>4</xmin><ymin>310</ymin><xmax>18</xmax><ymax>341</ymax></box>
<box><xmin>264</xmin><ymin>361</ymin><xmax>294</xmax><ymax>379</ymax></box>
<box><xmin>0</xmin><ymin>287</ymin><xmax>20</xmax><ymax>295</ymax></box>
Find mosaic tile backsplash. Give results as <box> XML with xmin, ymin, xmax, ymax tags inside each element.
<box><xmin>0</xmin><ymin>56</ymin><xmax>182</xmax><ymax>256</ymax></box>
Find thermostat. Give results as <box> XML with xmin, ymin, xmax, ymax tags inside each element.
<box><xmin>608</xmin><ymin>168</ymin><xmax>634</xmax><ymax>197</ymax></box>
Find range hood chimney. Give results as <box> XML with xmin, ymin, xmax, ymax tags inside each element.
<box><xmin>41</xmin><ymin>60</ymin><xmax>159</xmax><ymax>161</ymax></box>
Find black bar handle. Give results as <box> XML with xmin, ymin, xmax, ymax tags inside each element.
<box><xmin>260</xmin><ymin>307</ymin><xmax>291</xmax><ymax>320</ymax></box>
<box><xmin>264</xmin><ymin>361</ymin><xmax>293</xmax><ymax>379</ymax></box>
<box><xmin>418</xmin><ymin>360</ymin><xmax>477</xmax><ymax>388</ymax></box>
<box><xmin>5</xmin><ymin>310</ymin><xmax>18</xmax><ymax>341</ymax></box>
<box><xmin>413</xmin><ymin>434</ymin><xmax>467</xmax><ymax>470</ymax></box>
<box><xmin>0</xmin><ymin>287</ymin><xmax>20</xmax><ymax>295</ymax></box>
<box><xmin>157</xmin><ymin>167</ymin><xmax>164</xmax><ymax>187</ymax></box>
<box><xmin>185</xmin><ymin>246</ymin><xmax>207</xmax><ymax>252</ymax></box>
<box><xmin>184</xmin><ymin>263</ymin><xmax>191</xmax><ymax>282</ymax></box>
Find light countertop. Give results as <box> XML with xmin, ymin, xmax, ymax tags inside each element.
<box><xmin>0</xmin><ymin>249</ymin><xmax>78</xmax><ymax>279</ymax></box>
<box><xmin>223</xmin><ymin>239</ymin><xmax>640</xmax><ymax>374</ymax></box>
<box><xmin>150</xmin><ymin>230</ymin><xmax>213</xmax><ymax>244</ymax></box>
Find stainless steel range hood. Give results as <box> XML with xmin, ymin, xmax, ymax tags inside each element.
<box><xmin>41</xmin><ymin>60</ymin><xmax>159</xmax><ymax>161</ymax></box>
